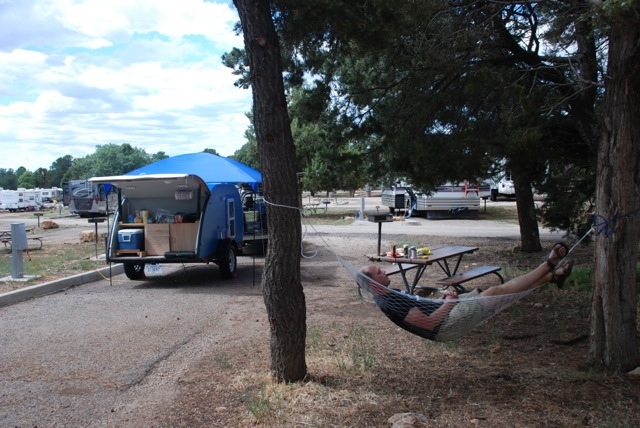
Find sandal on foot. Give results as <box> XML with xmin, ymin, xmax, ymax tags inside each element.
<box><xmin>545</xmin><ymin>242</ymin><xmax>569</xmax><ymax>270</ymax></box>
<box><xmin>551</xmin><ymin>260</ymin><xmax>574</xmax><ymax>289</ymax></box>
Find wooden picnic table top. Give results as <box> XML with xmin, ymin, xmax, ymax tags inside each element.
<box><xmin>368</xmin><ymin>245</ymin><xmax>479</xmax><ymax>265</ymax></box>
<box><xmin>367</xmin><ymin>245</ymin><xmax>480</xmax><ymax>294</ymax></box>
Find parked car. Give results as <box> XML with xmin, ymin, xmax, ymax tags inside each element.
<box><xmin>490</xmin><ymin>173</ymin><xmax>516</xmax><ymax>201</ymax></box>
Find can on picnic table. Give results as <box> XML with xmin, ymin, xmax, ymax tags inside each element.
<box><xmin>402</xmin><ymin>244</ymin><xmax>409</xmax><ymax>258</ymax></box>
<box><xmin>409</xmin><ymin>246</ymin><xmax>417</xmax><ymax>259</ymax></box>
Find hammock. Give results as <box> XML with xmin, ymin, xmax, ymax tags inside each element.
<box><xmin>338</xmin><ymin>256</ymin><xmax>536</xmax><ymax>342</ymax></box>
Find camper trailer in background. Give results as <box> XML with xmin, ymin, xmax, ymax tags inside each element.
<box><xmin>34</xmin><ymin>187</ymin><xmax>63</xmax><ymax>209</ymax></box>
<box><xmin>0</xmin><ymin>189</ymin><xmax>27</xmax><ymax>211</ymax></box>
<box><xmin>381</xmin><ymin>185</ymin><xmax>414</xmax><ymax>214</ymax></box>
<box><xmin>381</xmin><ymin>181</ymin><xmax>487</xmax><ymax>219</ymax></box>
<box><xmin>0</xmin><ymin>188</ymin><xmax>41</xmax><ymax>211</ymax></box>
<box><xmin>63</xmin><ymin>180</ymin><xmax>117</xmax><ymax>217</ymax></box>
<box><xmin>415</xmin><ymin>182</ymin><xmax>483</xmax><ymax>219</ymax></box>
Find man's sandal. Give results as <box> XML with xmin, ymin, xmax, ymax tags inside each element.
<box><xmin>550</xmin><ymin>260</ymin><xmax>574</xmax><ymax>289</ymax></box>
<box><xmin>545</xmin><ymin>242</ymin><xmax>569</xmax><ymax>270</ymax></box>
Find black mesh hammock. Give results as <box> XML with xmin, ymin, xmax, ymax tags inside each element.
<box><xmin>337</xmin><ymin>256</ymin><xmax>537</xmax><ymax>342</ymax></box>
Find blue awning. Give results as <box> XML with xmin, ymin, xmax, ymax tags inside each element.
<box><xmin>125</xmin><ymin>153</ymin><xmax>262</xmax><ymax>192</ymax></box>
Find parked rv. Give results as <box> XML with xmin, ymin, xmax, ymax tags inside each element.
<box><xmin>89</xmin><ymin>153</ymin><xmax>267</xmax><ymax>281</ymax></box>
<box><xmin>381</xmin><ymin>181</ymin><xmax>485</xmax><ymax>219</ymax></box>
<box><xmin>415</xmin><ymin>182</ymin><xmax>482</xmax><ymax>219</ymax></box>
<box><xmin>63</xmin><ymin>180</ymin><xmax>117</xmax><ymax>217</ymax></box>
<box><xmin>381</xmin><ymin>186</ymin><xmax>414</xmax><ymax>214</ymax></box>
<box><xmin>35</xmin><ymin>187</ymin><xmax>63</xmax><ymax>205</ymax></box>
<box><xmin>0</xmin><ymin>188</ymin><xmax>40</xmax><ymax>211</ymax></box>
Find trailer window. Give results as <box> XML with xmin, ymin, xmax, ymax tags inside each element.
<box><xmin>227</xmin><ymin>199</ymin><xmax>236</xmax><ymax>239</ymax></box>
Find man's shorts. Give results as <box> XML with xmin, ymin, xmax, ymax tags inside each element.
<box><xmin>436</xmin><ymin>289</ymin><xmax>487</xmax><ymax>342</ymax></box>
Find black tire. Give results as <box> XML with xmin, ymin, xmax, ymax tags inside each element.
<box><xmin>124</xmin><ymin>263</ymin><xmax>146</xmax><ymax>280</ymax></box>
<box><xmin>490</xmin><ymin>189</ymin><xmax>498</xmax><ymax>202</ymax></box>
<box><xmin>219</xmin><ymin>243</ymin><xmax>238</xmax><ymax>279</ymax></box>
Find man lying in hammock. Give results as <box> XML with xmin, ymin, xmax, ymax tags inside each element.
<box><xmin>358</xmin><ymin>243</ymin><xmax>573</xmax><ymax>342</ymax></box>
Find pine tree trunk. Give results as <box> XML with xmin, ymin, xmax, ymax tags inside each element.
<box><xmin>589</xmin><ymin>24</ymin><xmax>640</xmax><ymax>372</ymax></box>
<box><xmin>234</xmin><ymin>0</ymin><xmax>307</xmax><ymax>382</ymax></box>
<box><xmin>514</xmin><ymin>180</ymin><xmax>541</xmax><ymax>253</ymax></box>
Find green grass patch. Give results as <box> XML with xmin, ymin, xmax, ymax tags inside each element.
<box><xmin>302</xmin><ymin>211</ymin><xmax>356</xmax><ymax>226</ymax></box>
<box><xmin>478</xmin><ymin>204</ymin><xmax>520</xmax><ymax>223</ymax></box>
<box><xmin>0</xmin><ymin>242</ymin><xmax>104</xmax><ymax>283</ymax></box>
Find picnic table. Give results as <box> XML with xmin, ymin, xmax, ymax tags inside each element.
<box><xmin>0</xmin><ymin>227</ymin><xmax>43</xmax><ymax>251</ymax></box>
<box><xmin>303</xmin><ymin>199</ymin><xmax>331</xmax><ymax>215</ymax></box>
<box><xmin>367</xmin><ymin>245</ymin><xmax>502</xmax><ymax>294</ymax></box>
<box><xmin>303</xmin><ymin>203</ymin><xmax>321</xmax><ymax>215</ymax></box>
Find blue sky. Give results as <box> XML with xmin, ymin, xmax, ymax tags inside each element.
<box><xmin>0</xmin><ymin>0</ymin><xmax>252</xmax><ymax>172</ymax></box>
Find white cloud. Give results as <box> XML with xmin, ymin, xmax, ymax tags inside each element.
<box><xmin>0</xmin><ymin>0</ymin><xmax>252</xmax><ymax>173</ymax></box>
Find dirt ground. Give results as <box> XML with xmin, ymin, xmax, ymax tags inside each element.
<box><xmin>2</xmin><ymin>210</ymin><xmax>640</xmax><ymax>427</ymax></box>
<box><xmin>164</xmin><ymin>233</ymin><xmax>639</xmax><ymax>428</ymax></box>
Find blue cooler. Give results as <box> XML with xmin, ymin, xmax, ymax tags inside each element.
<box><xmin>118</xmin><ymin>229</ymin><xmax>144</xmax><ymax>250</ymax></box>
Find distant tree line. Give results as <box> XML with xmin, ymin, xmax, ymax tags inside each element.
<box><xmin>0</xmin><ymin>144</ymin><xmax>219</xmax><ymax>190</ymax></box>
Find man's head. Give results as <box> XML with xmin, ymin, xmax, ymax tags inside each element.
<box><xmin>360</xmin><ymin>265</ymin><xmax>391</xmax><ymax>286</ymax></box>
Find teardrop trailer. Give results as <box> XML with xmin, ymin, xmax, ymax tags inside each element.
<box><xmin>89</xmin><ymin>153</ymin><xmax>267</xmax><ymax>281</ymax></box>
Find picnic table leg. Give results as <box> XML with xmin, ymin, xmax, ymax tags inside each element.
<box><xmin>397</xmin><ymin>264</ymin><xmax>427</xmax><ymax>294</ymax></box>
<box><xmin>436</xmin><ymin>254</ymin><xmax>464</xmax><ymax>277</ymax></box>
<box><xmin>410</xmin><ymin>265</ymin><xmax>429</xmax><ymax>294</ymax></box>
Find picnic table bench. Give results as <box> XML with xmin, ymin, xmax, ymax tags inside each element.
<box><xmin>1</xmin><ymin>235</ymin><xmax>44</xmax><ymax>251</ymax></box>
<box><xmin>435</xmin><ymin>265</ymin><xmax>503</xmax><ymax>293</ymax></box>
<box><xmin>303</xmin><ymin>203</ymin><xmax>321</xmax><ymax>215</ymax></box>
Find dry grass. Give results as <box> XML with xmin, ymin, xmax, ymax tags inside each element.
<box><xmin>156</xmin><ymin>237</ymin><xmax>640</xmax><ymax>427</ymax></box>
<box><xmin>0</xmin><ymin>239</ymin><xmax>105</xmax><ymax>294</ymax></box>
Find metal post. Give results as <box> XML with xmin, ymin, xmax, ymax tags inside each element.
<box><xmin>88</xmin><ymin>218</ymin><xmax>106</xmax><ymax>260</ymax></box>
<box><xmin>10</xmin><ymin>223</ymin><xmax>28</xmax><ymax>279</ymax></box>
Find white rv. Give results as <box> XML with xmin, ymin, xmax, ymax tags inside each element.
<box><xmin>381</xmin><ymin>181</ymin><xmax>483</xmax><ymax>219</ymax></box>
<box><xmin>0</xmin><ymin>189</ymin><xmax>28</xmax><ymax>211</ymax></box>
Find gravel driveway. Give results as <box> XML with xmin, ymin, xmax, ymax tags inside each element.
<box><xmin>1</xmin><ymin>261</ymin><xmax>267</xmax><ymax>427</ymax></box>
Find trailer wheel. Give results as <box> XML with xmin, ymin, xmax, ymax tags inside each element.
<box><xmin>490</xmin><ymin>189</ymin><xmax>498</xmax><ymax>202</ymax></box>
<box><xmin>219</xmin><ymin>243</ymin><xmax>238</xmax><ymax>279</ymax></box>
<box><xmin>124</xmin><ymin>263</ymin><xmax>146</xmax><ymax>280</ymax></box>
